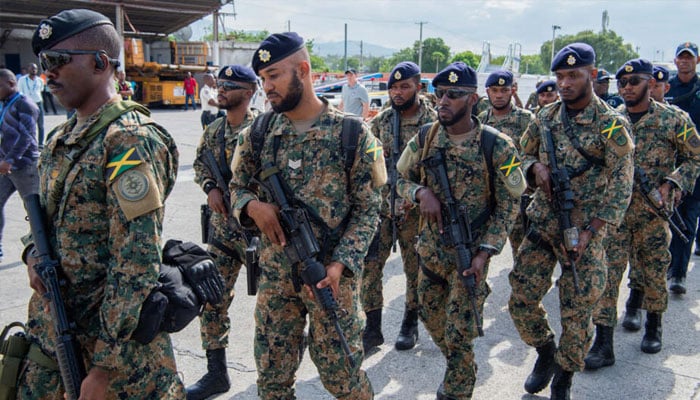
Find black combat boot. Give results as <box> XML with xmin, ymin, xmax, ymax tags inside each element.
<box><xmin>641</xmin><ymin>312</ymin><xmax>663</xmax><ymax>354</ymax></box>
<box><xmin>395</xmin><ymin>308</ymin><xmax>419</xmax><ymax>350</ymax></box>
<box><xmin>550</xmin><ymin>363</ymin><xmax>573</xmax><ymax>400</ymax></box>
<box><xmin>186</xmin><ymin>348</ymin><xmax>230</xmax><ymax>400</ymax></box>
<box><xmin>584</xmin><ymin>324</ymin><xmax>615</xmax><ymax>370</ymax></box>
<box><xmin>524</xmin><ymin>339</ymin><xmax>557</xmax><ymax>394</ymax></box>
<box><xmin>622</xmin><ymin>288</ymin><xmax>643</xmax><ymax>331</ymax></box>
<box><xmin>362</xmin><ymin>309</ymin><xmax>384</xmax><ymax>352</ymax></box>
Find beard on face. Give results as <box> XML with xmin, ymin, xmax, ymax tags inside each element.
<box><xmin>489</xmin><ymin>96</ymin><xmax>511</xmax><ymax>111</ymax></box>
<box><xmin>438</xmin><ymin>103</ymin><xmax>470</xmax><ymax>127</ymax></box>
<box><xmin>391</xmin><ymin>91</ymin><xmax>417</xmax><ymax>112</ymax></box>
<box><xmin>562</xmin><ymin>75</ymin><xmax>591</xmax><ymax>106</ymax></box>
<box><xmin>270</xmin><ymin>72</ymin><xmax>304</xmax><ymax>113</ymax></box>
<box><xmin>218</xmin><ymin>93</ymin><xmax>244</xmax><ymax>110</ymax></box>
<box><xmin>623</xmin><ymin>82</ymin><xmax>649</xmax><ymax>108</ymax></box>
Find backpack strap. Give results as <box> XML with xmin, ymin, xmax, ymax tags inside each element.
<box><xmin>250</xmin><ymin>110</ymin><xmax>275</xmax><ymax>162</ymax></box>
<box><xmin>341</xmin><ymin>116</ymin><xmax>362</xmax><ymax>193</ymax></box>
<box><xmin>480</xmin><ymin>125</ymin><xmax>498</xmax><ymax>211</ymax></box>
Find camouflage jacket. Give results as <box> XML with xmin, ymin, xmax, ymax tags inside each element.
<box><xmin>478</xmin><ymin>105</ymin><xmax>535</xmax><ymax>151</ymax></box>
<box><xmin>194</xmin><ymin>110</ymin><xmax>256</xmax><ymax>190</ymax></box>
<box><xmin>618</xmin><ymin>100</ymin><xmax>700</xmax><ymax>194</ymax></box>
<box><xmin>370</xmin><ymin>99</ymin><xmax>437</xmax><ymax>215</ymax></box>
<box><xmin>229</xmin><ymin>102</ymin><xmax>386</xmax><ymax>276</ymax></box>
<box><xmin>396</xmin><ymin>117</ymin><xmax>526</xmax><ymax>255</ymax></box>
<box><xmin>30</xmin><ymin>98</ymin><xmax>178</xmax><ymax>370</ymax></box>
<box><xmin>520</xmin><ymin>95</ymin><xmax>634</xmax><ymax>241</ymax></box>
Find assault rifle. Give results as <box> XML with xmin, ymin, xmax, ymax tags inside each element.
<box><xmin>388</xmin><ymin>110</ymin><xmax>401</xmax><ymax>252</ymax></box>
<box><xmin>259</xmin><ymin>163</ymin><xmax>356</xmax><ymax>367</ymax></box>
<box><xmin>200</xmin><ymin>149</ymin><xmax>260</xmax><ymax>295</ymax></box>
<box><xmin>422</xmin><ymin>150</ymin><xmax>484</xmax><ymax>337</ymax></box>
<box><xmin>542</xmin><ymin>126</ymin><xmax>582</xmax><ymax>295</ymax></box>
<box><xmin>24</xmin><ymin>194</ymin><xmax>86</xmax><ymax>400</ymax></box>
<box><xmin>634</xmin><ymin>168</ymin><xmax>689</xmax><ymax>243</ymax></box>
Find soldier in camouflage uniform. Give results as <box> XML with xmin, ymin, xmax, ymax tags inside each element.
<box><xmin>585</xmin><ymin>59</ymin><xmax>700</xmax><ymax>370</ymax></box>
<box><xmin>396</xmin><ymin>62</ymin><xmax>526</xmax><ymax>400</ymax></box>
<box><xmin>20</xmin><ymin>10</ymin><xmax>183</xmax><ymax>399</ymax></box>
<box><xmin>536</xmin><ymin>80</ymin><xmax>559</xmax><ymax>110</ymax></box>
<box><xmin>360</xmin><ymin>61</ymin><xmax>437</xmax><ymax>353</ymax></box>
<box><xmin>650</xmin><ymin>66</ymin><xmax>671</xmax><ymax>103</ymax></box>
<box><xmin>187</xmin><ymin>65</ymin><xmax>258</xmax><ymax>400</ymax></box>
<box><xmin>230</xmin><ymin>32</ymin><xmax>384</xmax><ymax>399</ymax></box>
<box><xmin>478</xmin><ymin>70</ymin><xmax>535</xmax><ymax>253</ymax></box>
<box><xmin>508</xmin><ymin>44</ymin><xmax>634</xmax><ymax>400</ymax></box>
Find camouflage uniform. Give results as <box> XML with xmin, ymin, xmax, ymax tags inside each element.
<box><xmin>361</xmin><ymin>99</ymin><xmax>436</xmax><ymax>313</ymax></box>
<box><xmin>18</xmin><ymin>100</ymin><xmax>183</xmax><ymax>399</ymax></box>
<box><xmin>396</xmin><ymin>117</ymin><xmax>526</xmax><ymax>399</ymax></box>
<box><xmin>594</xmin><ymin>100</ymin><xmax>700</xmax><ymax>326</ymax></box>
<box><xmin>508</xmin><ymin>94</ymin><xmax>634</xmax><ymax>372</ymax></box>
<box><xmin>478</xmin><ymin>105</ymin><xmax>536</xmax><ymax>252</ymax></box>
<box><xmin>230</xmin><ymin>101</ymin><xmax>383</xmax><ymax>399</ymax></box>
<box><xmin>193</xmin><ymin>112</ymin><xmax>255</xmax><ymax>349</ymax></box>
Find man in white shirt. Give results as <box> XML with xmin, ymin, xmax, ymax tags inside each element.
<box><xmin>200</xmin><ymin>73</ymin><xmax>223</xmax><ymax>129</ymax></box>
<box><xmin>17</xmin><ymin>63</ymin><xmax>44</xmax><ymax>147</ymax></box>
<box><xmin>338</xmin><ymin>68</ymin><xmax>369</xmax><ymax>119</ymax></box>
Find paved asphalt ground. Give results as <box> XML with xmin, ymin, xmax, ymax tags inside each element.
<box><xmin>0</xmin><ymin>109</ymin><xmax>698</xmax><ymax>399</ymax></box>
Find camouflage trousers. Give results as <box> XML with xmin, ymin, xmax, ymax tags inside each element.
<box><xmin>17</xmin><ymin>295</ymin><xmax>185</xmax><ymax>399</ymax></box>
<box><xmin>594</xmin><ymin>200</ymin><xmax>671</xmax><ymax>326</ymax></box>
<box><xmin>509</xmin><ymin>211</ymin><xmax>526</xmax><ymax>255</ymax></box>
<box><xmin>361</xmin><ymin>209</ymin><xmax>420</xmax><ymax>312</ymax></box>
<box><xmin>254</xmin><ymin>263</ymin><xmax>372</xmax><ymax>399</ymax></box>
<box><xmin>508</xmin><ymin>231</ymin><xmax>606</xmax><ymax>372</ymax></box>
<box><xmin>199</xmin><ymin>216</ymin><xmax>246</xmax><ymax>350</ymax></box>
<box><xmin>417</xmin><ymin>250</ymin><xmax>489</xmax><ymax>400</ymax></box>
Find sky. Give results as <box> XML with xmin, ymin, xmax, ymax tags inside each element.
<box><xmin>191</xmin><ymin>0</ymin><xmax>699</xmax><ymax>65</ymax></box>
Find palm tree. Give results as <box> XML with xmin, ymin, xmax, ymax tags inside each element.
<box><xmin>432</xmin><ymin>51</ymin><xmax>445</xmax><ymax>72</ymax></box>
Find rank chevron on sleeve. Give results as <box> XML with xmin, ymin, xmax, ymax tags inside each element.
<box><xmin>106</xmin><ymin>148</ymin><xmax>143</xmax><ymax>181</ymax></box>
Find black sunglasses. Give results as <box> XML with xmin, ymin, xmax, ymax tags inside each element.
<box><xmin>617</xmin><ymin>76</ymin><xmax>650</xmax><ymax>88</ymax></box>
<box><xmin>217</xmin><ymin>81</ymin><xmax>248</xmax><ymax>92</ymax></box>
<box><xmin>39</xmin><ymin>49</ymin><xmax>108</xmax><ymax>72</ymax></box>
<box><xmin>435</xmin><ymin>88</ymin><xmax>475</xmax><ymax>99</ymax></box>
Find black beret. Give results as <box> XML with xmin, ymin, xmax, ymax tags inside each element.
<box><xmin>615</xmin><ymin>58</ymin><xmax>653</xmax><ymax>79</ymax></box>
<box><xmin>536</xmin><ymin>80</ymin><xmax>557</xmax><ymax>94</ymax></box>
<box><xmin>653</xmin><ymin>65</ymin><xmax>669</xmax><ymax>82</ymax></box>
<box><xmin>596</xmin><ymin>69</ymin><xmax>612</xmax><ymax>82</ymax></box>
<box><xmin>32</xmin><ymin>9</ymin><xmax>113</xmax><ymax>56</ymax></box>
<box><xmin>485</xmin><ymin>70</ymin><xmax>513</xmax><ymax>88</ymax></box>
<box><xmin>388</xmin><ymin>61</ymin><xmax>420</xmax><ymax>88</ymax></box>
<box><xmin>218</xmin><ymin>65</ymin><xmax>257</xmax><ymax>83</ymax></box>
<box><xmin>252</xmin><ymin>32</ymin><xmax>305</xmax><ymax>75</ymax></box>
<box><xmin>551</xmin><ymin>43</ymin><xmax>595</xmax><ymax>71</ymax></box>
<box><xmin>432</xmin><ymin>62</ymin><xmax>477</xmax><ymax>88</ymax></box>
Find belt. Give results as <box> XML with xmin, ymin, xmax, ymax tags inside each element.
<box><xmin>525</xmin><ymin>226</ymin><xmax>553</xmax><ymax>252</ymax></box>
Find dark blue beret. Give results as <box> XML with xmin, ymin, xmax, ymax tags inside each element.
<box><xmin>653</xmin><ymin>65</ymin><xmax>669</xmax><ymax>82</ymax></box>
<box><xmin>432</xmin><ymin>62</ymin><xmax>477</xmax><ymax>88</ymax></box>
<box><xmin>218</xmin><ymin>65</ymin><xmax>257</xmax><ymax>83</ymax></box>
<box><xmin>675</xmin><ymin>42</ymin><xmax>698</xmax><ymax>58</ymax></box>
<box><xmin>485</xmin><ymin>70</ymin><xmax>513</xmax><ymax>88</ymax></box>
<box><xmin>32</xmin><ymin>9</ymin><xmax>114</xmax><ymax>56</ymax></box>
<box><xmin>251</xmin><ymin>32</ymin><xmax>305</xmax><ymax>75</ymax></box>
<box><xmin>551</xmin><ymin>43</ymin><xmax>595</xmax><ymax>71</ymax></box>
<box><xmin>388</xmin><ymin>61</ymin><xmax>420</xmax><ymax>88</ymax></box>
<box><xmin>536</xmin><ymin>80</ymin><xmax>557</xmax><ymax>94</ymax></box>
<box><xmin>596</xmin><ymin>69</ymin><xmax>612</xmax><ymax>82</ymax></box>
<box><xmin>615</xmin><ymin>58</ymin><xmax>653</xmax><ymax>79</ymax></box>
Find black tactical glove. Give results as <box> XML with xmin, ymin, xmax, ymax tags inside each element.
<box><xmin>180</xmin><ymin>258</ymin><xmax>225</xmax><ymax>306</ymax></box>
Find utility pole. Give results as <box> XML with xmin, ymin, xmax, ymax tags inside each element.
<box><xmin>287</xmin><ymin>20</ymin><xmax>291</xmax><ymax>32</ymax></box>
<box><xmin>360</xmin><ymin>40</ymin><xmax>364</xmax><ymax>72</ymax></box>
<box><xmin>344</xmin><ymin>23</ymin><xmax>348</xmax><ymax>72</ymax></box>
<box><xmin>551</xmin><ymin>25</ymin><xmax>561</xmax><ymax>66</ymax></box>
<box><xmin>416</xmin><ymin>21</ymin><xmax>427</xmax><ymax>70</ymax></box>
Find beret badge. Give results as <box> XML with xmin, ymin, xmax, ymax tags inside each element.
<box><xmin>657</xmin><ymin>71</ymin><xmax>663</xmax><ymax>79</ymax></box>
<box><xmin>258</xmin><ymin>49</ymin><xmax>271</xmax><ymax>63</ymax></box>
<box><xmin>394</xmin><ymin>71</ymin><xmax>402</xmax><ymax>80</ymax></box>
<box><xmin>625</xmin><ymin>65</ymin><xmax>634</xmax><ymax>72</ymax></box>
<box><xmin>38</xmin><ymin>23</ymin><xmax>52</xmax><ymax>40</ymax></box>
<box><xmin>498</xmin><ymin>78</ymin><xmax>505</xmax><ymax>85</ymax></box>
<box><xmin>566</xmin><ymin>55</ymin><xmax>576</xmax><ymax>66</ymax></box>
<box><xmin>448</xmin><ymin>71</ymin><xmax>458</xmax><ymax>83</ymax></box>
<box><xmin>225</xmin><ymin>67</ymin><xmax>233</xmax><ymax>76</ymax></box>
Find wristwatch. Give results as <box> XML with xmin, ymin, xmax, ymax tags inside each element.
<box><xmin>584</xmin><ymin>224</ymin><xmax>598</xmax><ymax>237</ymax></box>
<box><xmin>478</xmin><ymin>246</ymin><xmax>497</xmax><ymax>258</ymax></box>
<box><xmin>203</xmin><ymin>182</ymin><xmax>217</xmax><ymax>194</ymax></box>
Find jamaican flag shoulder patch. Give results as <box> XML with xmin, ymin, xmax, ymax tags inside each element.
<box><xmin>106</xmin><ymin>148</ymin><xmax>143</xmax><ymax>182</ymax></box>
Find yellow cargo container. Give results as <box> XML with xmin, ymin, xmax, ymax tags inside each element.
<box><xmin>124</xmin><ymin>38</ymin><xmax>144</xmax><ymax>67</ymax></box>
<box><xmin>141</xmin><ymin>80</ymin><xmax>198</xmax><ymax>106</ymax></box>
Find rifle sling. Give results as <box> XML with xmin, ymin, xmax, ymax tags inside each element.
<box><xmin>559</xmin><ymin>106</ymin><xmax>605</xmax><ymax>169</ymax></box>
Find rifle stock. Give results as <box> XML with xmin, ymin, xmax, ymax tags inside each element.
<box><xmin>389</xmin><ymin>111</ymin><xmax>401</xmax><ymax>252</ymax></box>
<box><xmin>24</xmin><ymin>194</ymin><xmax>86</xmax><ymax>400</ymax></box>
<box><xmin>635</xmin><ymin>168</ymin><xmax>689</xmax><ymax>243</ymax></box>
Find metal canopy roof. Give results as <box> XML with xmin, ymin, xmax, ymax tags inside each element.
<box><xmin>0</xmin><ymin>0</ymin><xmax>222</xmax><ymax>38</ymax></box>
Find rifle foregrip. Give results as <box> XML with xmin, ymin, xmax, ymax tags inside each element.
<box><xmin>56</xmin><ymin>337</ymin><xmax>85</xmax><ymax>400</ymax></box>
